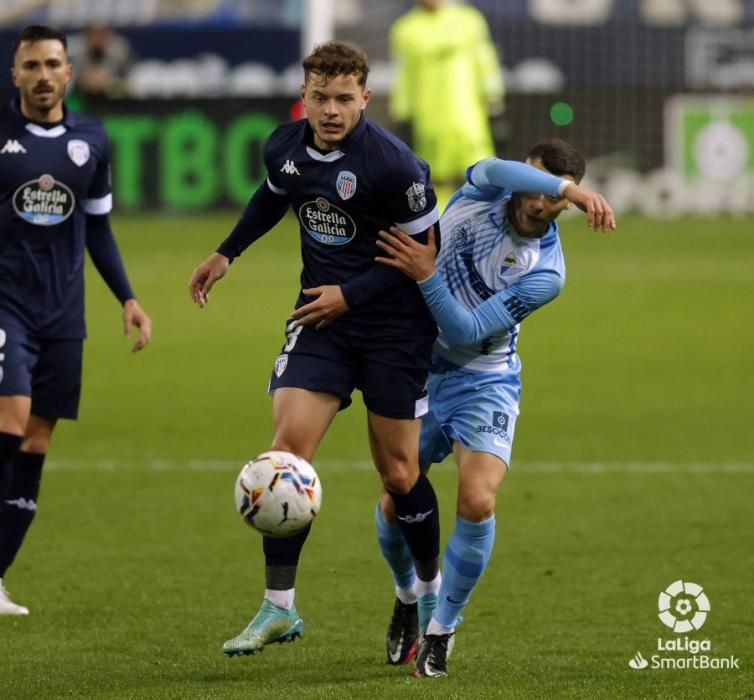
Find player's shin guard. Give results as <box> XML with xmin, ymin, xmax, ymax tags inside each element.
<box><xmin>375</xmin><ymin>502</ymin><xmax>416</xmax><ymax>594</ymax></box>
<box><xmin>387</xmin><ymin>473</ymin><xmax>440</xmax><ymax>580</ymax></box>
<box><xmin>433</xmin><ymin>515</ymin><xmax>495</xmax><ymax>631</ymax></box>
<box><xmin>263</xmin><ymin>523</ymin><xmax>311</xmax><ymax>591</ymax></box>
<box><xmin>0</xmin><ymin>451</ymin><xmax>44</xmax><ymax>578</ymax></box>
<box><xmin>0</xmin><ymin>433</ymin><xmax>23</xmax><ymax>505</ymax></box>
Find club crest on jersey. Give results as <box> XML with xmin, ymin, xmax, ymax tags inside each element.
<box><xmin>453</xmin><ymin>219</ymin><xmax>473</xmax><ymax>249</ymax></box>
<box><xmin>274</xmin><ymin>354</ymin><xmax>288</xmax><ymax>377</ymax></box>
<box><xmin>67</xmin><ymin>139</ymin><xmax>90</xmax><ymax>167</ymax></box>
<box><xmin>335</xmin><ymin>170</ymin><xmax>357</xmax><ymax>200</ymax></box>
<box><xmin>298</xmin><ymin>197</ymin><xmax>357</xmax><ymax>246</ymax></box>
<box><xmin>13</xmin><ymin>174</ymin><xmax>75</xmax><ymax>226</ymax></box>
<box><xmin>501</xmin><ymin>254</ymin><xmax>526</xmax><ymax>275</ymax></box>
<box><xmin>406</xmin><ymin>182</ymin><xmax>426</xmax><ymax>212</ymax></box>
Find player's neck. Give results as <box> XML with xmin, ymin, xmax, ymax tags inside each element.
<box><xmin>19</xmin><ymin>98</ymin><xmax>64</xmax><ymax>124</ymax></box>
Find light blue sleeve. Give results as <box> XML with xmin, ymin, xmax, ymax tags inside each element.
<box><xmin>418</xmin><ymin>270</ymin><xmax>564</xmax><ymax>346</ymax></box>
<box><xmin>468</xmin><ymin>158</ymin><xmax>566</xmax><ymax>197</ymax></box>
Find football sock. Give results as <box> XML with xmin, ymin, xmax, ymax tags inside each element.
<box><xmin>426</xmin><ymin>618</ymin><xmax>455</xmax><ymax>636</ymax></box>
<box><xmin>387</xmin><ymin>473</ymin><xmax>440</xmax><ymax>580</ymax></box>
<box><xmin>374</xmin><ymin>501</ymin><xmax>416</xmax><ymax>596</ymax></box>
<box><xmin>263</xmin><ymin>523</ymin><xmax>311</xmax><ymax>591</ymax></box>
<box><xmin>414</xmin><ymin>571</ymin><xmax>441</xmax><ymax>597</ymax></box>
<box><xmin>0</xmin><ymin>451</ymin><xmax>45</xmax><ymax>578</ymax></box>
<box><xmin>264</xmin><ymin>588</ymin><xmax>294</xmax><ymax>610</ymax></box>
<box><xmin>434</xmin><ymin>515</ymin><xmax>496</xmax><ymax>630</ymax></box>
<box><xmin>0</xmin><ymin>433</ymin><xmax>23</xmax><ymax>504</ymax></box>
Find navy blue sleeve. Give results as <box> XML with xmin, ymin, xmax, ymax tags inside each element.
<box><xmin>85</xmin><ymin>213</ymin><xmax>135</xmax><ymax>303</ymax></box>
<box><xmin>216</xmin><ymin>180</ymin><xmax>289</xmax><ymax>260</ymax></box>
<box><xmin>340</xmin><ymin>223</ymin><xmax>437</xmax><ymax>308</ymax></box>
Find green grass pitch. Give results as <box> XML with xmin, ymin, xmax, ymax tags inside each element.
<box><xmin>1</xmin><ymin>213</ymin><xmax>752</xmax><ymax>699</ymax></box>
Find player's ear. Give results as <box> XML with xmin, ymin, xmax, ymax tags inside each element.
<box><xmin>299</xmin><ymin>83</ymin><xmax>306</xmax><ymax>101</ymax></box>
<box><xmin>361</xmin><ymin>87</ymin><xmax>372</xmax><ymax>110</ymax></box>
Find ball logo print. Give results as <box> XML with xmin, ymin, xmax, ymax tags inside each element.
<box><xmin>658</xmin><ymin>580</ymin><xmax>710</xmax><ymax>633</ymax></box>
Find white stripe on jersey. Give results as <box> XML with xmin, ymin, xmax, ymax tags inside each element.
<box><xmin>83</xmin><ymin>193</ymin><xmax>113</xmax><ymax>215</ymax></box>
<box><xmin>266</xmin><ymin>177</ymin><xmax>286</xmax><ymax>195</ymax></box>
<box><xmin>397</xmin><ymin>203</ymin><xmax>440</xmax><ymax>235</ymax></box>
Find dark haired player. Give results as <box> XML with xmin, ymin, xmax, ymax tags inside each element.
<box><xmin>0</xmin><ymin>25</ymin><xmax>152</xmax><ymax>615</ymax></box>
<box><xmin>375</xmin><ymin>140</ymin><xmax>615</xmax><ymax>676</ymax></box>
<box><xmin>189</xmin><ymin>41</ymin><xmax>443</xmax><ymax>656</ymax></box>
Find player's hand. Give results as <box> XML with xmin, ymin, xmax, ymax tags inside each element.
<box><xmin>375</xmin><ymin>225</ymin><xmax>437</xmax><ymax>282</ymax></box>
<box><xmin>122</xmin><ymin>299</ymin><xmax>152</xmax><ymax>353</ymax></box>
<box><xmin>291</xmin><ymin>285</ymin><xmax>348</xmax><ymax>330</ymax></box>
<box><xmin>189</xmin><ymin>252</ymin><xmax>230</xmax><ymax>307</ymax></box>
<box><xmin>562</xmin><ymin>183</ymin><xmax>617</xmax><ymax>232</ymax></box>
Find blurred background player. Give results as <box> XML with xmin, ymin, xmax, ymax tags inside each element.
<box><xmin>0</xmin><ymin>25</ymin><xmax>151</xmax><ymax>615</ymax></box>
<box><xmin>188</xmin><ymin>40</ymin><xmax>443</xmax><ymax>658</ymax></box>
<box><xmin>374</xmin><ymin>139</ymin><xmax>615</xmax><ymax>675</ymax></box>
<box><xmin>389</xmin><ymin>0</ymin><xmax>504</xmax><ymax>208</ymax></box>
<box><xmin>68</xmin><ymin>24</ymin><xmax>134</xmax><ymax>99</ymax></box>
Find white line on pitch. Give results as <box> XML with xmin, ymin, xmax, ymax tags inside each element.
<box><xmin>43</xmin><ymin>459</ymin><xmax>754</xmax><ymax>473</ymax></box>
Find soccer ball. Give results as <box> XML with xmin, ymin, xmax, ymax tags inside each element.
<box><xmin>234</xmin><ymin>451</ymin><xmax>322</xmax><ymax>538</ymax></box>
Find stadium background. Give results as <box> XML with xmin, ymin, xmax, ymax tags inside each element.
<box><xmin>1</xmin><ymin>2</ymin><xmax>752</xmax><ymax>698</ymax></box>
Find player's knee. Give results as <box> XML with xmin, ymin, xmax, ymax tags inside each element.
<box><xmin>20</xmin><ymin>434</ymin><xmax>51</xmax><ymax>453</ymax></box>
<box><xmin>270</xmin><ymin>438</ymin><xmax>313</xmax><ymax>464</ymax></box>
<box><xmin>458</xmin><ymin>489</ymin><xmax>496</xmax><ymax>522</ymax></box>
<box><xmin>380</xmin><ymin>465</ymin><xmax>418</xmax><ymax>496</ymax></box>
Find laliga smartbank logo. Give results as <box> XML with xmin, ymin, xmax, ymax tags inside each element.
<box><xmin>628</xmin><ymin>580</ymin><xmax>740</xmax><ymax>671</ymax></box>
<box><xmin>658</xmin><ymin>579</ymin><xmax>709</xmax><ymax>632</ymax></box>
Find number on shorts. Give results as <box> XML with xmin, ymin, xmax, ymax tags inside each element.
<box><xmin>283</xmin><ymin>322</ymin><xmax>303</xmax><ymax>352</ymax></box>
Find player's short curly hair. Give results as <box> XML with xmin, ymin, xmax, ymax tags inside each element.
<box><xmin>528</xmin><ymin>139</ymin><xmax>586</xmax><ymax>183</ymax></box>
<box><xmin>302</xmin><ymin>41</ymin><xmax>370</xmax><ymax>87</ymax></box>
<box><xmin>12</xmin><ymin>25</ymin><xmax>67</xmax><ymax>57</ymax></box>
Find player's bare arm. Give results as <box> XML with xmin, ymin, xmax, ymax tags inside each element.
<box><xmin>290</xmin><ymin>285</ymin><xmax>348</xmax><ymax>330</ymax></box>
<box><xmin>375</xmin><ymin>225</ymin><xmax>437</xmax><ymax>282</ymax></box>
<box><xmin>189</xmin><ymin>252</ymin><xmax>230</xmax><ymax>308</ymax></box>
<box><xmin>562</xmin><ymin>183</ymin><xmax>616</xmax><ymax>232</ymax></box>
<box><xmin>122</xmin><ymin>299</ymin><xmax>152</xmax><ymax>352</ymax></box>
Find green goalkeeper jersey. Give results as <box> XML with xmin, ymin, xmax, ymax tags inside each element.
<box><xmin>389</xmin><ymin>3</ymin><xmax>504</xmax><ymax>182</ymax></box>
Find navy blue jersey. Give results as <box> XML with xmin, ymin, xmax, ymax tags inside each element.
<box><xmin>0</xmin><ymin>99</ymin><xmax>112</xmax><ymax>339</ymax></box>
<box><xmin>263</xmin><ymin>117</ymin><xmax>439</xmax><ymax>324</ymax></box>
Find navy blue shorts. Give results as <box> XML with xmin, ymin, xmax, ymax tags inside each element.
<box><xmin>268</xmin><ymin>318</ymin><xmax>435</xmax><ymax>419</ymax></box>
<box><xmin>0</xmin><ymin>317</ymin><xmax>83</xmax><ymax>420</ymax></box>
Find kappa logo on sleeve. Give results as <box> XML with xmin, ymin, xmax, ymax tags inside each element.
<box><xmin>280</xmin><ymin>160</ymin><xmax>301</xmax><ymax>175</ymax></box>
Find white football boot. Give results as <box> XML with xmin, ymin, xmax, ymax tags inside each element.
<box><xmin>0</xmin><ymin>578</ymin><xmax>29</xmax><ymax>615</ymax></box>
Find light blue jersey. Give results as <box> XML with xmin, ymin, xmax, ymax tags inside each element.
<box><xmin>418</xmin><ymin>158</ymin><xmax>568</xmax><ymax>466</ymax></box>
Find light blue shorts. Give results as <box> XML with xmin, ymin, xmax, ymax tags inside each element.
<box><xmin>419</xmin><ymin>354</ymin><xmax>521</xmax><ymax>468</ymax></box>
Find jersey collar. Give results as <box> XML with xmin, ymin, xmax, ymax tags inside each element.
<box><xmin>10</xmin><ymin>97</ymin><xmax>77</xmax><ymax>136</ymax></box>
<box><xmin>302</xmin><ymin>114</ymin><xmax>368</xmax><ymax>162</ymax></box>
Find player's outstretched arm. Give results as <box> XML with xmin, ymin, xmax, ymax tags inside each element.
<box><xmin>562</xmin><ymin>183</ymin><xmax>616</xmax><ymax>232</ymax></box>
<box><xmin>375</xmin><ymin>225</ymin><xmax>437</xmax><ymax>282</ymax></box>
<box><xmin>189</xmin><ymin>252</ymin><xmax>230</xmax><ymax>308</ymax></box>
<box><xmin>122</xmin><ymin>298</ymin><xmax>152</xmax><ymax>352</ymax></box>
